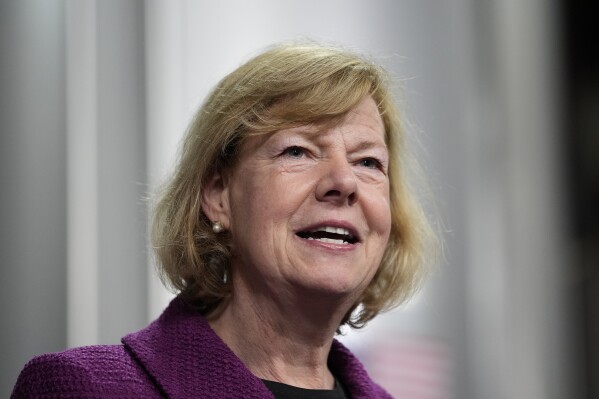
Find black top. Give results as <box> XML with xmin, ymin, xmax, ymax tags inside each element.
<box><xmin>262</xmin><ymin>379</ymin><xmax>348</xmax><ymax>399</ymax></box>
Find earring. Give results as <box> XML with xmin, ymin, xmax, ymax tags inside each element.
<box><xmin>212</xmin><ymin>221</ymin><xmax>224</xmax><ymax>233</ymax></box>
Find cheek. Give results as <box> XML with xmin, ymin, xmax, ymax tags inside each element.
<box><xmin>376</xmin><ymin>205</ymin><xmax>392</xmax><ymax>246</ymax></box>
<box><xmin>228</xmin><ymin>171</ymin><xmax>259</xmax><ymax>233</ymax></box>
<box><xmin>364</xmin><ymin>186</ymin><xmax>392</xmax><ymax>236</ymax></box>
<box><xmin>229</xmin><ymin>169</ymin><xmax>300</xmax><ymax>236</ymax></box>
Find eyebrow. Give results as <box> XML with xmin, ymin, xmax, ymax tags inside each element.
<box><xmin>275</xmin><ymin>125</ymin><xmax>388</xmax><ymax>155</ymax></box>
<box><xmin>349</xmin><ymin>140</ymin><xmax>388</xmax><ymax>153</ymax></box>
<box><xmin>292</xmin><ymin>126</ymin><xmax>387</xmax><ymax>145</ymax></box>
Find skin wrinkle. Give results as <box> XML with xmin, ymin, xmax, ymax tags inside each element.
<box><xmin>204</xmin><ymin>96</ymin><xmax>391</xmax><ymax>389</ymax></box>
<box><xmin>215</xmin><ymin>277</ymin><xmax>337</xmax><ymax>388</ymax></box>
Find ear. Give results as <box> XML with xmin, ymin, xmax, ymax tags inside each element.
<box><xmin>200</xmin><ymin>171</ymin><xmax>231</xmax><ymax>229</ymax></box>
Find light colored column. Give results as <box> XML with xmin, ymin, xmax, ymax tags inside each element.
<box><xmin>66</xmin><ymin>0</ymin><xmax>99</xmax><ymax>347</ymax></box>
<box><xmin>66</xmin><ymin>0</ymin><xmax>148</xmax><ymax>346</ymax></box>
<box><xmin>0</xmin><ymin>0</ymin><xmax>67</xmax><ymax>394</ymax></box>
<box><xmin>459</xmin><ymin>1</ymin><xmax>577</xmax><ymax>398</ymax></box>
<box><xmin>492</xmin><ymin>1</ymin><xmax>574</xmax><ymax>398</ymax></box>
<box><xmin>144</xmin><ymin>0</ymin><xmax>184</xmax><ymax>321</ymax></box>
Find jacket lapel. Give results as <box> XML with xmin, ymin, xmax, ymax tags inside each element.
<box><xmin>328</xmin><ymin>340</ymin><xmax>391</xmax><ymax>399</ymax></box>
<box><xmin>121</xmin><ymin>297</ymin><xmax>275</xmax><ymax>399</ymax></box>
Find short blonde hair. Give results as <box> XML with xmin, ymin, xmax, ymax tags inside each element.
<box><xmin>152</xmin><ymin>42</ymin><xmax>437</xmax><ymax>328</ymax></box>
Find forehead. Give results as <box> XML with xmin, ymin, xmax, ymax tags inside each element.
<box><xmin>237</xmin><ymin>95</ymin><xmax>386</xmax><ymax>158</ymax></box>
<box><xmin>336</xmin><ymin>95</ymin><xmax>385</xmax><ymax>138</ymax></box>
<box><xmin>289</xmin><ymin>96</ymin><xmax>386</xmax><ymax>146</ymax></box>
<box><xmin>275</xmin><ymin>96</ymin><xmax>384</xmax><ymax>141</ymax></box>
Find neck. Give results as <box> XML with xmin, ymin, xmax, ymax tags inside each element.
<box><xmin>208</xmin><ymin>273</ymin><xmax>355</xmax><ymax>390</ymax></box>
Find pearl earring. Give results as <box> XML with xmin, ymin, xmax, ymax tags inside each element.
<box><xmin>212</xmin><ymin>221</ymin><xmax>224</xmax><ymax>233</ymax></box>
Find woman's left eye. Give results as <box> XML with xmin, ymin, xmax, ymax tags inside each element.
<box><xmin>282</xmin><ymin>146</ymin><xmax>305</xmax><ymax>158</ymax></box>
<box><xmin>359</xmin><ymin>158</ymin><xmax>382</xmax><ymax>170</ymax></box>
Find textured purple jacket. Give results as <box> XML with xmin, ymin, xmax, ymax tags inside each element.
<box><xmin>12</xmin><ymin>297</ymin><xmax>392</xmax><ymax>398</ymax></box>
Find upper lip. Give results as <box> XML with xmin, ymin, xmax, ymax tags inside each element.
<box><xmin>295</xmin><ymin>220</ymin><xmax>361</xmax><ymax>242</ymax></box>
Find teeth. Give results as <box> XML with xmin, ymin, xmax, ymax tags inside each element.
<box><xmin>300</xmin><ymin>225</ymin><xmax>355</xmax><ymax>244</ymax></box>
<box><xmin>322</xmin><ymin>238</ymin><xmax>346</xmax><ymax>244</ymax></box>
<box><xmin>314</xmin><ymin>226</ymin><xmax>350</xmax><ymax>236</ymax></box>
<box><xmin>308</xmin><ymin>237</ymin><xmax>348</xmax><ymax>244</ymax></box>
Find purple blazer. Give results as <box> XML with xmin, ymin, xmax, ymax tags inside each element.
<box><xmin>12</xmin><ymin>297</ymin><xmax>392</xmax><ymax>398</ymax></box>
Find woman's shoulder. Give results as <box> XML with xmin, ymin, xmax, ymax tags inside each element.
<box><xmin>11</xmin><ymin>344</ymin><xmax>162</xmax><ymax>398</ymax></box>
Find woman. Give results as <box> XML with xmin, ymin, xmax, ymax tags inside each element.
<box><xmin>12</xmin><ymin>42</ymin><xmax>435</xmax><ymax>398</ymax></box>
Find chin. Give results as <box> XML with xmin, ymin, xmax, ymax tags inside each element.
<box><xmin>294</xmin><ymin>275</ymin><xmax>369</xmax><ymax>301</ymax></box>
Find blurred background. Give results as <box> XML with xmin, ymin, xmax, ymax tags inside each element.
<box><xmin>0</xmin><ymin>0</ymin><xmax>596</xmax><ymax>398</ymax></box>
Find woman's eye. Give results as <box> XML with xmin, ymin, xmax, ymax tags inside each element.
<box><xmin>283</xmin><ymin>146</ymin><xmax>305</xmax><ymax>158</ymax></box>
<box><xmin>359</xmin><ymin>158</ymin><xmax>382</xmax><ymax>170</ymax></box>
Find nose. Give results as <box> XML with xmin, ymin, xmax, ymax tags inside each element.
<box><xmin>315</xmin><ymin>157</ymin><xmax>358</xmax><ymax>206</ymax></box>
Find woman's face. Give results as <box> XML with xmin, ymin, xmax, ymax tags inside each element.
<box><xmin>222</xmin><ymin>96</ymin><xmax>391</xmax><ymax>300</ymax></box>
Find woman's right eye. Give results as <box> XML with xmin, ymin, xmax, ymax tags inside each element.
<box><xmin>282</xmin><ymin>146</ymin><xmax>305</xmax><ymax>158</ymax></box>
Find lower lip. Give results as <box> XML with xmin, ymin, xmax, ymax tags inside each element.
<box><xmin>294</xmin><ymin>234</ymin><xmax>359</xmax><ymax>251</ymax></box>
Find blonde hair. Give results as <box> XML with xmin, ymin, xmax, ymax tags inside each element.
<box><xmin>152</xmin><ymin>42</ymin><xmax>437</xmax><ymax>328</ymax></box>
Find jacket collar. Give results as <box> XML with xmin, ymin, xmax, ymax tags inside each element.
<box><xmin>122</xmin><ymin>296</ymin><xmax>386</xmax><ymax>398</ymax></box>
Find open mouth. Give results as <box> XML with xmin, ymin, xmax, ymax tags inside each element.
<box><xmin>296</xmin><ymin>226</ymin><xmax>358</xmax><ymax>245</ymax></box>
